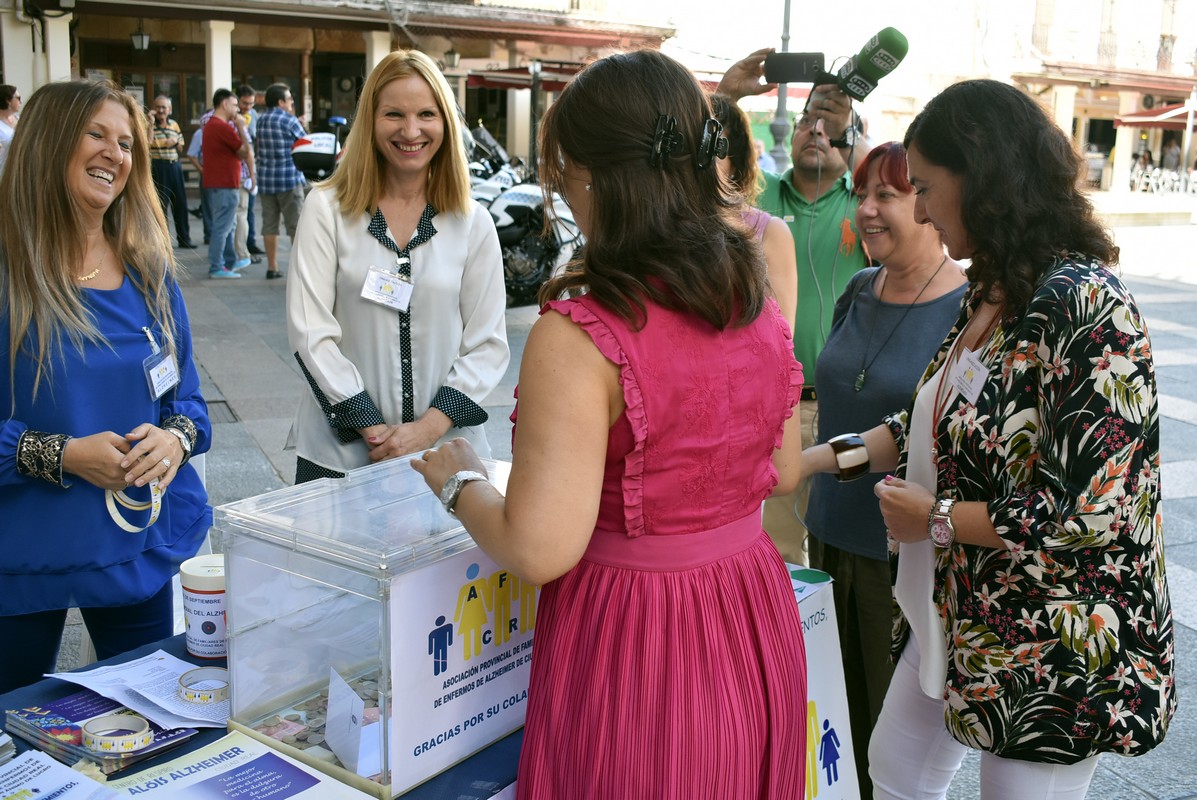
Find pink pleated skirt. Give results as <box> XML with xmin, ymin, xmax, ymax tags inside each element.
<box><xmin>516</xmin><ymin>512</ymin><xmax>807</xmax><ymax>799</ymax></box>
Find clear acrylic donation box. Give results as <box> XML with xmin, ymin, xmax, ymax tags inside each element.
<box><xmin>213</xmin><ymin>457</ymin><xmax>534</xmax><ymax>798</ymax></box>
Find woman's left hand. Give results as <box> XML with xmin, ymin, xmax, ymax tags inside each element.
<box><xmin>364</xmin><ymin>420</ymin><xmax>443</xmax><ymax>463</ymax></box>
<box><xmin>873</xmin><ymin>474</ymin><xmax>936</xmax><ymax>544</ymax></box>
<box><xmin>120</xmin><ymin>423</ymin><xmax>185</xmax><ymax>490</ymax></box>
<box><xmin>411</xmin><ymin>438</ymin><xmax>486</xmax><ymax>498</ymax></box>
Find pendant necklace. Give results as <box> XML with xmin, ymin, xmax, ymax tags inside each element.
<box><xmin>854</xmin><ymin>254</ymin><xmax>948</xmax><ymax>392</ymax></box>
<box><xmin>77</xmin><ymin>251</ymin><xmax>106</xmax><ymax>282</ymax></box>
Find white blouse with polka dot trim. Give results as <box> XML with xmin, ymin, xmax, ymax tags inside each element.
<box><xmin>286</xmin><ymin>185</ymin><xmax>510</xmax><ymax>473</ymax></box>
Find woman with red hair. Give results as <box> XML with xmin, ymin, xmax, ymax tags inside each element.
<box><xmin>804</xmin><ymin>140</ymin><xmax>966</xmax><ymax>796</ymax></box>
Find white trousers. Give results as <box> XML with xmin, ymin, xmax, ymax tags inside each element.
<box><xmin>869</xmin><ymin>639</ymin><xmax>1099</xmax><ymax>800</ymax></box>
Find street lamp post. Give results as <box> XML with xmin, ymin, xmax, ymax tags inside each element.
<box><xmin>768</xmin><ymin>0</ymin><xmax>792</xmax><ymax>172</ymax></box>
<box><xmin>1183</xmin><ymin>85</ymin><xmax>1196</xmax><ymax>181</ymax></box>
<box><xmin>529</xmin><ymin>60</ymin><xmax>542</xmax><ymax>175</ymax></box>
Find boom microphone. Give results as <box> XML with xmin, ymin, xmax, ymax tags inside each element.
<box><xmin>834</xmin><ymin>27</ymin><xmax>909</xmax><ymax>101</ymax></box>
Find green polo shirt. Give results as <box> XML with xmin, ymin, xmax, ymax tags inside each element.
<box><xmin>757</xmin><ymin>169</ymin><xmax>868</xmax><ymax>382</ymax></box>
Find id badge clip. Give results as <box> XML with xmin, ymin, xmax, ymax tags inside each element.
<box><xmin>141</xmin><ymin>327</ymin><xmax>180</xmax><ymax>400</ymax></box>
<box><xmin>360</xmin><ymin>255</ymin><xmax>414</xmax><ymax>312</ymax></box>
<box><xmin>950</xmin><ymin>348</ymin><xmax>990</xmax><ymax>405</ymax></box>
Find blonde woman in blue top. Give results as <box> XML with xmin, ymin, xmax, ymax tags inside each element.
<box><xmin>0</xmin><ymin>81</ymin><xmax>211</xmax><ymax>692</ymax></box>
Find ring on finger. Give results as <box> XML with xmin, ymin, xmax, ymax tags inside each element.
<box><xmin>162</xmin><ymin>457</ymin><xmax>172</xmax><ymax>469</ymax></box>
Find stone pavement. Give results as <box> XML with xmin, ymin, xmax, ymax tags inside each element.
<box><xmin>63</xmin><ymin>189</ymin><xmax>1197</xmax><ymax>798</ymax></box>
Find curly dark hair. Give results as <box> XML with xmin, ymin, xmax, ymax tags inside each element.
<box><xmin>903</xmin><ymin>79</ymin><xmax>1117</xmax><ymax>310</ymax></box>
<box><xmin>537</xmin><ymin>49</ymin><xmax>766</xmax><ymax>330</ymax></box>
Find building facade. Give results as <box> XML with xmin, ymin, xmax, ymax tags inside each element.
<box><xmin>0</xmin><ymin>0</ymin><xmax>674</xmax><ymax>160</ymax></box>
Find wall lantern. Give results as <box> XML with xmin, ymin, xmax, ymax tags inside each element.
<box><xmin>131</xmin><ymin>20</ymin><xmax>151</xmax><ymax>51</ymax></box>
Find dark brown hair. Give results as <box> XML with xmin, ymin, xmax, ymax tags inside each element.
<box><xmin>903</xmin><ymin>79</ymin><xmax>1117</xmax><ymax>310</ymax></box>
<box><xmin>538</xmin><ymin>49</ymin><xmax>766</xmax><ymax>329</ymax></box>
<box><xmin>708</xmin><ymin>92</ymin><xmax>761</xmax><ymax>204</ymax></box>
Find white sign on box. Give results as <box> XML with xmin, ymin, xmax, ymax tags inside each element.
<box><xmin>790</xmin><ymin>566</ymin><xmax>861</xmax><ymax>800</ymax></box>
<box><xmin>389</xmin><ymin>549</ymin><xmax>536</xmax><ymax>796</ymax></box>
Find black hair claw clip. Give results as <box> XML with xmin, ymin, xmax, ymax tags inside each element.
<box><xmin>696</xmin><ymin>118</ymin><xmax>728</xmax><ymax>170</ymax></box>
<box><xmin>650</xmin><ymin>115</ymin><xmax>683</xmax><ymax>169</ymax></box>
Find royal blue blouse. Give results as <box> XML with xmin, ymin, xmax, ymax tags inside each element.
<box><xmin>0</xmin><ymin>276</ymin><xmax>212</xmax><ymax>615</ymax></box>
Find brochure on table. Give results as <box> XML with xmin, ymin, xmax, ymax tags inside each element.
<box><xmin>47</xmin><ymin>650</ymin><xmax>228</xmax><ymax>729</ymax></box>
<box><xmin>0</xmin><ymin>750</ymin><xmax>118</xmax><ymax>799</ymax></box>
<box><xmin>790</xmin><ymin>566</ymin><xmax>860</xmax><ymax>800</ymax></box>
<box><xmin>108</xmin><ymin>730</ymin><xmax>374</xmax><ymax>798</ymax></box>
<box><xmin>5</xmin><ymin>687</ymin><xmax>197</xmax><ymax>774</ymax></box>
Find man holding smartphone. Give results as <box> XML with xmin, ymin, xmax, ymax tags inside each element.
<box><xmin>717</xmin><ymin>48</ymin><xmax>873</xmax><ymax>566</ymax></box>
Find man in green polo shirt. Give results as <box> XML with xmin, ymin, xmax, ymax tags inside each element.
<box><xmin>718</xmin><ymin>48</ymin><xmax>872</xmax><ymax>565</ymax></box>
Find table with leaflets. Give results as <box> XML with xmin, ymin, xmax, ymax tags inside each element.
<box><xmin>0</xmin><ymin>634</ymin><xmax>520</xmax><ymax>800</ymax></box>
<box><xmin>0</xmin><ymin>568</ymin><xmax>858</xmax><ymax>800</ymax></box>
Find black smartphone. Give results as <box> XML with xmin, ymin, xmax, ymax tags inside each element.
<box><xmin>763</xmin><ymin>52</ymin><xmax>825</xmax><ymax>84</ymax></box>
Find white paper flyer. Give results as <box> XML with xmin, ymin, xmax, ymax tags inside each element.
<box><xmin>47</xmin><ymin>650</ymin><xmax>228</xmax><ymax>728</ymax></box>
<box><xmin>0</xmin><ymin>750</ymin><xmax>118</xmax><ymax>799</ymax></box>
<box><xmin>107</xmin><ymin>730</ymin><xmax>373</xmax><ymax>798</ymax></box>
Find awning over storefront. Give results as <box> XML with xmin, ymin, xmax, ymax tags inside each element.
<box><xmin>1114</xmin><ymin>102</ymin><xmax>1197</xmax><ymax>130</ymax></box>
<box><xmin>466</xmin><ymin>66</ymin><xmax>811</xmax><ymax>101</ymax></box>
<box><xmin>467</xmin><ymin>65</ymin><xmax>583</xmax><ymax>92</ymax></box>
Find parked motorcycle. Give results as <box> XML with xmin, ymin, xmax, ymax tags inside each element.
<box><xmin>467</xmin><ymin>123</ymin><xmax>512</xmax><ymax>184</ymax></box>
<box><xmin>291</xmin><ymin>116</ymin><xmax>347</xmax><ymax>181</ymax></box>
<box><xmin>468</xmin><ymin>124</ymin><xmax>525</xmax><ymax>207</ymax></box>
<box><xmin>466</xmin><ymin>123</ymin><xmax>583</xmax><ymax>306</ymax></box>
<box><xmin>486</xmin><ymin>179</ymin><xmax>582</xmax><ymax>307</ymax></box>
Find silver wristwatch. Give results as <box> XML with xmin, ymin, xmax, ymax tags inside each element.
<box><xmin>439</xmin><ymin>470</ymin><xmax>489</xmax><ymax>518</ymax></box>
<box><xmin>928</xmin><ymin>497</ymin><xmax>957</xmax><ymax>548</ymax></box>
<box><xmin>164</xmin><ymin>426</ymin><xmax>192</xmax><ymax>463</ymax></box>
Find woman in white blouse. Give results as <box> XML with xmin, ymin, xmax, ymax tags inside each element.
<box><xmin>286</xmin><ymin>50</ymin><xmax>509</xmax><ymax>482</ymax></box>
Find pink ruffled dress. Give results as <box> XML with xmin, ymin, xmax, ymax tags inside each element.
<box><xmin>515</xmin><ymin>292</ymin><xmax>808</xmax><ymax>799</ymax></box>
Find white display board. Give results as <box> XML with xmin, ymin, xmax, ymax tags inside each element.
<box><xmin>388</xmin><ymin>548</ymin><xmax>537</xmax><ymax>796</ymax></box>
<box><xmin>791</xmin><ymin>566</ymin><xmax>860</xmax><ymax>800</ymax></box>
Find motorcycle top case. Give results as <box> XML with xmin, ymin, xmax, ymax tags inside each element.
<box><xmin>214</xmin><ymin>456</ymin><xmax>536</xmax><ymax>799</ymax></box>
<box><xmin>292</xmin><ymin>132</ymin><xmax>340</xmax><ymax>181</ymax></box>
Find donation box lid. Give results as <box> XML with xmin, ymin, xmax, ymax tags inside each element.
<box><xmin>215</xmin><ymin>456</ymin><xmax>511</xmax><ymax>577</ymax></box>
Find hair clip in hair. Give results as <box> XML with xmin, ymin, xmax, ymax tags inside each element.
<box><xmin>696</xmin><ymin>118</ymin><xmax>728</xmax><ymax>170</ymax></box>
<box><xmin>650</xmin><ymin>115</ymin><xmax>683</xmax><ymax>169</ymax></box>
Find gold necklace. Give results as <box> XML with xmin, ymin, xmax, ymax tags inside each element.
<box><xmin>77</xmin><ymin>252</ymin><xmax>106</xmax><ymax>282</ymax></box>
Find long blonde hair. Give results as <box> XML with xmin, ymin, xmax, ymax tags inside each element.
<box><xmin>0</xmin><ymin>80</ymin><xmax>176</xmax><ymax>398</ymax></box>
<box><xmin>328</xmin><ymin>49</ymin><xmax>470</xmax><ymax>217</ymax></box>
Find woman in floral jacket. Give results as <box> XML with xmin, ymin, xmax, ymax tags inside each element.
<box><xmin>803</xmin><ymin>79</ymin><xmax>1175</xmax><ymax>799</ymax></box>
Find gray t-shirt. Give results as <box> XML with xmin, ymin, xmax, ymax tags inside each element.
<box><xmin>806</xmin><ymin>266</ymin><xmax>966</xmax><ymax>560</ymax></box>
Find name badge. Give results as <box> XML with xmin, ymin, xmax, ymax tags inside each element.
<box><xmin>950</xmin><ymin>348</ymin><xmax>989</xmax><ymax>405</ymax></box>
<box><xmin>361</xmin><ymin>265</ymin><xmax>413</xmax><ymax>312</ymax></box>
<box><xmin>144</xmin><ymin>351</ymin><xmax>180</xmax><ymax>400</ymax></box>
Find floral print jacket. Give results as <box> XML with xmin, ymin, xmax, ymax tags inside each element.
<box><xmin>885</xmin><ymin>256</ymin><xmax>1176</xmax><ymax>763</ymax></box>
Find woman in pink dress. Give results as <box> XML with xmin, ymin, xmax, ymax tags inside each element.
<box><xmin>414</xmin><ymin>49</ymin><xmax>807</xmax><ymax>799</ymax></box>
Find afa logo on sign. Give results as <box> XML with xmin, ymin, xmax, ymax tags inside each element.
<box><xmin>427</xmin><ymin>562</ymin><xmax>538</xmax><ymax>676</ymax></box>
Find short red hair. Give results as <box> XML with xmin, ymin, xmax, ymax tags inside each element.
<box><xmin>852</xmin><ymin>141</ymin><xmax>912</xmax><ymax>194</ymax></box>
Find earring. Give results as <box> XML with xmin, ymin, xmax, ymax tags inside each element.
<box><xmin>585</xmin><ymin>183</ymin><xmax>591</xmax><ymax>192</ymax></box>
